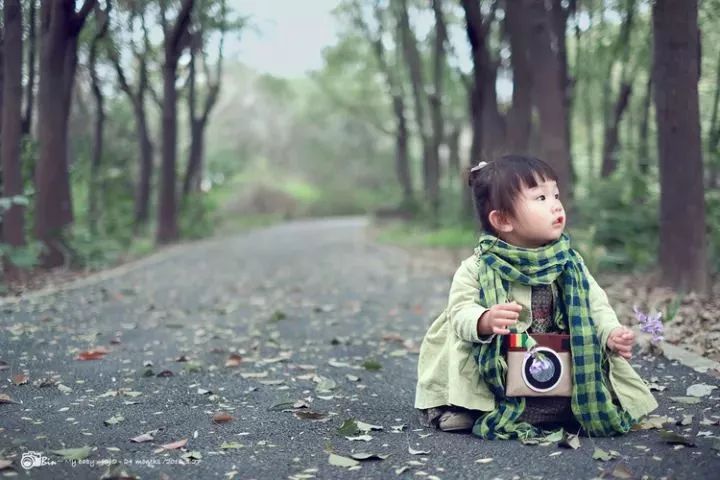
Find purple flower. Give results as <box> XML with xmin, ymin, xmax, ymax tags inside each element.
<box><xmin>633</xmin><ymin>305</ymin><xmax>664</xmax><ymax>345</ymax></box>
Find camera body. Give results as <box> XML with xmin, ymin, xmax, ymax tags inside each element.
<box><xmin>505</xmin><ymin>333</ymin><xmax>573</xmax><ymax>397</ymax></box>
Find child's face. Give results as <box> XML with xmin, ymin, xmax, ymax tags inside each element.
<box><xmin>498</xmin><ymin>178</ymin><xmax>565</xmax><ymax>248</ymax></box>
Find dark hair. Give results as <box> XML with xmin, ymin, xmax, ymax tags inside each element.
<box><xmin>467</xmin><ymin>154</ymin><xmax>559</xmax><ymax>234</ymax></box>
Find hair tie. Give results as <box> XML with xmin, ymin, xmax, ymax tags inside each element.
<box><xmin>470</xmin><ymin>161</ymin><xmax>488</xmax><ymax>173</ymax></box>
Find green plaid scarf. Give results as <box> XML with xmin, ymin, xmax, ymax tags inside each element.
<box><xmin>471</xmin><ymin>233</ymin><xmax>634</xmax><ymax>440</ymax></box>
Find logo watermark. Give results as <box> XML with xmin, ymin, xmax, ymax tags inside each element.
<box><xmin>20</xmin><ymin>451</ymin><xmax>57</xmax><ymax>470</ymax></box>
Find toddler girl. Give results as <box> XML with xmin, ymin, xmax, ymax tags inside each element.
<box><xmin>415</xmin><ymin>155</ymin><xmax>657</xmax><ymax>439</ymax></box>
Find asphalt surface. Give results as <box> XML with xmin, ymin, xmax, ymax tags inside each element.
<box><xmin>1</xmin><ymin>217</ymin><xmax>719</xmax><ymax>479</ymax></box>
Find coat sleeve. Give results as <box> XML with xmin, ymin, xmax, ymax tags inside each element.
<box><xmin>583</xmin><ymin>264</ymin><xmax>622</xmax><ymax>348</ymax></box>
<box><xmin>447</xmin><ymin>258</ymin><xmax>488</xmax><ymax>343</ymax></box>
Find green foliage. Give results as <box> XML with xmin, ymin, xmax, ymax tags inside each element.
<box><xmin>574</xmin><ymin>175</ymin><xmax>659</xmax><ymax>271</ymax></box>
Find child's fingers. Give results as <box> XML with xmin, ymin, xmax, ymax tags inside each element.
<box><xmin>492</xmin><ymin>325</ymin><xmax>512</xmax><ymax>335</ymax></box>
<box><xmin>498</xmin><ymin>303</ymin><xmax>523</xmax><ymax>313</ymax></box>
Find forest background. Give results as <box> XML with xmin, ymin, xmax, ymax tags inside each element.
<box><xmin>0</xmin><ymin>1</ymin><xmax>717</xmax><ymax>356</ymax></box>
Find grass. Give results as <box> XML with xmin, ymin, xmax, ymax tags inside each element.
<box><xmin>375</xmin><ymin>222</ymin><xmax>477</xmax><ymax>249</ymax></box>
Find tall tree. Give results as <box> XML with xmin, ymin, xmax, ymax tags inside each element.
<box><xmin>351</xmin><ymin>0</ymin><xmax>413</xmax><ymax>209</ymax></box>
<box><xmin>2</xmin><ymin>0</ymin><xmax>26</xmax><ymax>276</ymax></box>
<box><xmin>21</xmin><ymin>0</ymin><xmax>37</xmax><ymax>136</ymax></box>
<box><xmin>182</xmin><ymin>0</ymin><xmax>228</xmax><ymax>198</ymax></box>
<box><xmin>505</xmin><ymin>0</ymin><xmax>532</xmax><ymax>153</ymax></box>
<box><xmin>157</xmin><ymin>0</ymin><xmax>194</xmax><ymax>244</ymax></box>
<box><xmin>88</xmin><ymin>1</ymin><xmax>112</xmax><ymax>234</ymax></box>
<box><xmin>34</xmin><ymin>0</ymin><xmax>97</xmax><ymax>267</ymax></box>
<box><xmin>459</xmin><ymin>0</ymin><xmax>489</xmax><ymax>166</ymax></box>
<box><xmin>525</xmin><ymin>0</ymin><xmax>572</xmax><ymax>202</ymax></box>
<box><xmin>653</xmin><ymin>0</ymin><xmax>707</xmax><ymax>292</ymax></box>
<box><xmin>397</xmin><ymin>0</ymin><xmax>439</xmax><ymax>220</ymax></box>
<box><xmin>109</xmin><ymin>6</ymin><xmax>156</xmax><ymax>230</ymax></box>
<box><xmin>600</xmin><ymin>0</ymin><xmax>637</xmax><ymax>178</ymax></box>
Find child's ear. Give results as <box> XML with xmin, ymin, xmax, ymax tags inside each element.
<box><xmin>488</xmin><ymin>210</ymin><xmax>514</xmax><ymax>233</ymax></box>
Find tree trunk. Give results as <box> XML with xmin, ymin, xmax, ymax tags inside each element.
<box><xmin>525</xmin><ymin>0</ymin><xmax>571</xmax><ymax>202</ymax></box>
<box><xmin>460</xmin><ymin>0</ymin><xmax>486</xmax><ymax>165</ymax></box>
<box><xmin>482</xmin><ymin>57</ymin><xmax>506</xmax><ymax>159</ymax></box>
<box><xmin>354</xmin><ymin>1</ymin><xmax>413</xmax><ymax>209</ymax></box>
<box><xmin>600</xmin><ymin>82</ymin><xmax>633</xmax><ymax>177</ymax></box>
<box><xmin>707</xmin><ymin>47</ymin><xmax>720</xmax><ymax>188</ymax></box>
<box><xmin>35</xmin><ymin>0</ymin><xmax>97</xmax><ymax>267</ymax></box>
<box><xmin>88</xmin><ymin>2</ymin><xmax>110</xmax><ymax>235</ymax></box>
<box><xmin>2</xmin><ymin>0</ymin><xmax>26</xmax><ymax>277</ymax></box>
<box><xmin>22</xmin><ymin>0</ymin><xmax>37</xmax><ymax>136</ymax></box>
<box><xmin>446</xmin><ymin>123</ymin><xmax>461</xmax><ymax>190</ymax></box>
<box><xmin>600</xmin><ymin>0</ymin><xmax>636</xmax><ymax>178</ymax></box>
<box><xmin>653</xmin><ymin>0</ymin><xmax>708</xmax><ymax>293</ymax></box>
<box><xmin>429</xmin><ymin>0</ymin><xmax>446</xmax><ymax>211</ymax></box>
<box><xmin>637</xmin><ymin>75</ymin><xmax>652</xmax><ymax>175</ymax></box>
<box><xmin>157</xmin><ymin>0</ymin><xmax>194</xmax><ymax>244</ymax></box>
<box><xmin>134</xmin><ymin>99</ymin><xmax>154</xmax><ymax>229</ymax></box>
<box><xmin>550</xmin><ymin>0</ymin><xmax>572</xmax><ymax>167</ymax></box>
<box><xmin>397</xmin><ymin>0</ymin><xmax>438</xmax><ymax>220</ymax></box>
<box><xmin>505</xmin><ymin>0</ymin><xmax>532</xmax><ymax>153</ymax></box>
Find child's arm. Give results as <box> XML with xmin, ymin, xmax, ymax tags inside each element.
<box><xmin>447</xmin><ymin>258</ymin><xmax>488</xmax><ymax>342</ymax></box>
<box><xmin>583</xmin><ymin>265</ymin><xmax>634</xmax><ymax>357</ymax></box>
<box><xmin>447</xmin><ymin>259</ymin><xmax>521</xmax><ymax>342</ymax></box>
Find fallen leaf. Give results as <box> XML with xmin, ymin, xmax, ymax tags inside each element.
<box><xmin>346</xmin><ymin>374</ymin><xmax>360</xmax><ymax>382</ymax></box>
<box><xmin>338</xmin><ymin>419</ymin><xmax>360</xmax><ymax>436</ymax></box>
<box><xmin>328</xmin><ymin>453</ymin><xmax>359</xmax><ymax>468</ymax></box>
<box><xmin>130</xmin><ymin>430</ymin><xmax>160</xmax><ymax>443</ymax></box>
<box><xmin>592</xmin><ymin>447</ymin><xmax>619</xmax><ymax>461</ymax></box>
<box><xmin>357</xmin><ymin>421</ymin><xmax>383</xmax><ymax>432</ymax></box>
<box><xmin>345</xmin><ymin>435</ymin><xmax>373</xmax><ymax>442</ymax></box>
<box><xmin>659</xmin><ymin>430</ymin><xmax>696</xmax><ymax>447</ymax></box>
<box><xmin>76</xmin><ymin>348</ymin><xmax>108</xmax><ymax>360</ymax></box>
<box><xmin>157</xmin><ymin>439</ymin><xmax>188</xmax><ymax>451</ymax></box>
<box><xmin>350</xmin><ymin>452</ymin><xmax>389</xmax><ymax>461</ymax></box>
<box><xmin>611</xmin><ymin>464</ymin><xmax>633</xmax><ymax>479</ymax></box>
<box><xmin>395</xmin><ymin>466</ymin><xmax>410</xmax><ymax>475</ymax></box>
<box><xmin>558</xmin><ymin>432</ymin><xmax>581</xmax><ymax>449</ymax></box>
<box><xmin>408</xmin><ymin>446</ymin><xmax>430</xmax><ymax>455</ymax></box>
<box><xmin>0</xmin><ymin>394</ymin><xmax>19</xmax><ymax>404</ymax></box>
<box><xmin>220</xmin><ymin>442</ymin><xmax>244</xmax><ymax>450</ymax></box>
<box><xmin>104</xmin><ymin>414</ymin><xmax>125</xmax><ymax>426</ymax></box>
<box><xmin>670</xmin><ymin>396</ymin><xmax>701</xmax><ymax>405</ymax></box>
<box><xmin>677</xmin><ymin>415</ymin><xmax>694</xmax><ymax>426</ymax></box>
<box><xmin>225</xmin><ymin>354</ymin><xmax>243</xmax><ymax>368</ymax></box>
<box><xmin>156</xmin><ymin>370</ymin><xmax>174</xmax><ymax>378</ymax></box>
<box><xmin>542</xmin><ymin>429</ymin><xmax>565</xmax><ymax>443</ymax></box>
<box><xmin>361</xmin><ymin>359</ymin><xmax>382</xmax><ymax>371</ymax></box>
<box><xmin>686</xmin><ymin>383</ymin><xmax>717</xmax><ymax>397</ymax></box>
<box><xmin>293</xmin><ymin>410</ymin><xmax>328</xmax><ymax>421</ymax></box>
<box><xmin>212</xmin><ymin>412</ymin><xmax>234</xmax><ymax>424</ymax></box>
<box><xmin>475</xmin><ymin>458</ymin><xmax>493</xmax><ymax>464</ymax></box>
<box><xmin>12</xmin><ymin>374</ymin><xmax>28</xmax><ymax>386</ymax></box>
<box><xmin>51</xmin><ymin>446</ymin><xmax>92</xmax><ymax>460</ymax></box>
<box><xmin>181</xmin><ymin>451</ymin><xmax>202</xmax><ymax>461</ymax></box>
<box><xmin>700</xmin><ymin>417</ymin><xmax>720</xmax><ymax>426</ymax></box>
<box><xmin>631</xmin><ymin>415</ymin><xmax>669</xmax><ymax>431</ymax></box>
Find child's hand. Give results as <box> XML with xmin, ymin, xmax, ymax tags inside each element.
<box><xmin>477</xmin><ymin>302</ymin><xmax>522</xmax><ymax>336</ymax></box>
<box><xmin>607</xmin><ymin>326</ymin><xmax>635</xmax><ymax>359</ymax></box>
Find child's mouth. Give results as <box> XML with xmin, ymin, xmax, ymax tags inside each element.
<box><xmin>553</xmin><ymin>216</ymin><xmax>564</xmax><ymax>226</ymax></box>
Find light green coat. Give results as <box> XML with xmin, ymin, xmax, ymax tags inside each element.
<box><xmin>414</xmin><ymin>255</ymin><xmax>658</xmax><ymax>421</ymax></box>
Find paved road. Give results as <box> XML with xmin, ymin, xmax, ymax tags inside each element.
<box><xmin>1</xmin><ymin>218</ymin><xmax>719</xmax><ymax>479</ymax></box>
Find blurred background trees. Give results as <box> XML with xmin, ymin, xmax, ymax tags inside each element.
<box><xmin>0</xmin><ymin>0</ymin><xmax>716</xmax><ymax>294</ymax></box>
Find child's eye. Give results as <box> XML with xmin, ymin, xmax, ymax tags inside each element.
<box><xmin>537</xmin><ymin>195</ymin><xmax>546</xmax><ymax>201</ymax></box>
<box><xmin>554</xmin><ymin>193</ymin><xmax>560</xmax><ymax>199</ymax></box>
